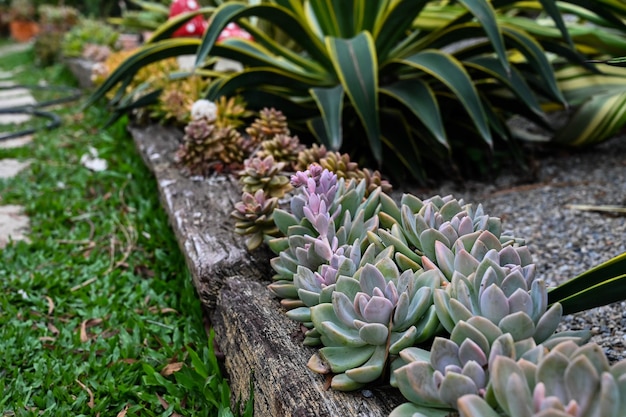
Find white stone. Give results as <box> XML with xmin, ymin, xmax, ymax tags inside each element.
<box><xmin>0</xmin><ymin>134</ymin><xmax>33</xmax><ymax>149</ymax></box>
<box><xmin>0</xmin><ymin>159</ymin><xmax>31</xmax><ymax>179</ymax></box>
<box><xmin>0</xmin><ymin>204</ymin><xmax>30</xmax><ymax>248</ymax></box>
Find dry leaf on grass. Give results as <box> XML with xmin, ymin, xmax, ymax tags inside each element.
<box><xmin>76</xmin><ymin>379</ymin><xmax>95</xmax><ymax>409</ymax></box>
<box><xmin>79</xmin><ymin>318</ymin><xmax>104</xmax><ymax>342</ymax></box>
<box><xmin>160</xmin><ymin>361</ymin><xmax>184</xmax><ymax>376</ymax></box>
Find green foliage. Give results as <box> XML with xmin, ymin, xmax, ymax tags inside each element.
<box><xmin>88</xmin><ymin>0</ymin><xmax>626</xmax><ymax>181</ymax></box>
<box><xmin>0</xmin><ymin>48</ymin><xmax>247</xmax><ymax>416</ymax></box>
<box><xmin>61</xmin><ymin>18</ymin><xmax>120</xmax><ymax>58</ymax></box>
<box><xmin>107</xmin><ymin>0</ymin><xmax>170</xmax><ymax>32</ymax></box>
<box><xmin>259</xmin><ymin>164</ymin><xmax>626</xmax><ymax>416</ymax></box>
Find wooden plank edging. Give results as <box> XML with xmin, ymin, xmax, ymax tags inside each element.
<box><xmin>129</xmin><ymin>124</ymin><xmax>404</xmax><ymax>417</ymax></box>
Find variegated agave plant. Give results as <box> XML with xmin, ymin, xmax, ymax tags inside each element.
<box><xmin>457</xmin><ymin>340</ymin><xmax>626</xmax><ymax>417</ymax></box>
<box><xmin>307</xmin><ymin>259</ymin><xmax>442</xmax><ymax>391</ymax></box>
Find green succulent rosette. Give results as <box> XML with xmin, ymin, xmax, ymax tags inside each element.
<box><xmin>457</xmin><ymin>340</ymin><xmax>626</xmax><ymax>417</ymax></box>
<box><xmin>307</xmin><ymin>259</ymin><xmax>442</xmax><ymax>391</ymax></box>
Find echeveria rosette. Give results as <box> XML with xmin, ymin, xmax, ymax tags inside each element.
<box><xmin>267</xmin><ymin>166</ymin><xmax>393</xmax><ymax>304</ymax></box>
<box><xmin>307</xmin><ymin>260</ymin><xmax>442</xmax><ymax>391</ymax></box>
<box><xmin>286</xmin><ymin>242</ymin><xmax>397</xmax><ymax>345</ymax></box>
<box><xmin>391</xmin><ymin>316</ymin><xmax>542</xmax><ymax>413</ymax></box>
<box><xmin>432</xmin><ymin>239</ymin><xmax>590</xmax><ymax>346</ymax></box>
<box><xmin>457</xmin><ymin>340</ymin><xmax>626</xmax><ymax>417</ymax></box>
<box><xmin>372</xmin><ymin>194</ymin><xmax>523</xmax><ymax>274</ymax></box>
<box><xmin>231</xmin><ymin>189</ymin><xmax>280</xmax><ymax>251</ymax></box>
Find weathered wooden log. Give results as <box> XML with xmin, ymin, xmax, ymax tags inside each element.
<box><xmin>129</xmin><ymin>124</ymin><xmax>404</xmax><ymax>417</ymax></box>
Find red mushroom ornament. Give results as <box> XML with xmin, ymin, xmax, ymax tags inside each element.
<box><xmin>169</xmin><ymin>0</ymin><xmax>207</xmax><ymax>38</ymax></box>
<box><xmin>217</xmin><ymin>22</ymin><xmax>254</xmax><ymax>43</ymax></box>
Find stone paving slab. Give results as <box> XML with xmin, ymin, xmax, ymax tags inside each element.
<box><xmin>0</xmin><ymin>134</ymin><xmax>33</xmax><ymax>149</ymax></box>
<box><xmin>0</xmin><ymin>204</ymin><xmax>30</xmax><ymax>248</ymax></box>
<box><xmin>0</xmin><ymin>159</ymin><xmax>31</xmax><ymax>179</ymax></box>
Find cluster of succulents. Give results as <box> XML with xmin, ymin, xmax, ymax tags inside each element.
<box><xmin>228</xmin><ymin>160</ymin><xmax>626</xmax><ymax>417</ymax></box>
<box><xmin>150</xmin><ymin>75</ymin><xmax>208</xmax><ymax>125</ymax></box>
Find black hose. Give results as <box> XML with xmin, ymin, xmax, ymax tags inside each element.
<box><xmin>0</xmin><ymin>84</ymin><xmax>82</xmax><ymax>141</ymax></box>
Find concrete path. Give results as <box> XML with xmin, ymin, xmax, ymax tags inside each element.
<box><xmin>0</xmin><ymin>42</ymin><xmax>34</xmax><ymax>248</ymax></box>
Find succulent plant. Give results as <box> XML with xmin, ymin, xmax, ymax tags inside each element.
<box><xmin>266</xmin><ymin>165</ymin><xmax>393</xmax><ymax>302</ymax></box>
<box><xmin>231</xmin><ymin>189</ymin><xmax>281</xmax><ymax>251</ymax></box>
<box><xmin>286</xmin><ymin>242</ymin><xmax>397</xmax><ymax>345</ymax></box>
<box><xmin>392</xmin><ymin>316</ymin><xmax>542</xmax><ymax>411</ymax></box>
<box><xmin>307</xmin><ymin>260</ymin><xmax>442</xmax><ymax>391</ymax></box>
<box><xmin>151</xmin><ymin>75</ymin><xmax>207</xmax><ymax>125</ymax></box>
<box><xmin>238</xmin><ymin>156</ymin><xmax>293</xmax><ymax>199</ymax></box>
<box><xmin>214</xmin><ymin>126</ymin><xmax>249</xmax><ymax>168</ymax></box>
<box><xmin>370</xmin><ymin>194</ymin><xmax>522</xmax><ymax>273</ymax></box>
<box><xmin>456</xmin><ymin>340</ymin><xmax>626</xmax><ymax>417</ymax></box>
<box><xmin>176</xmin><ymin>118</ymin><xmax>221</xmax><ymax>175</ymax></box>
<box><xmin>431</xmin><ymin>238</ymin><xmax>589</xmax><ymax>346</ymax></box>
<box><xmin>294</xmin><ymin>144</ymin><xmax>329</xmax><ymax>172</ymax></box>
<box><xmin>255</xmin><ymin>134</ymin><xmax>305</xmax><ymax>167</ymax></box>
<box><xmin>294</xmin><ymin>145</ymin><xmax>392</xmax><ymax>196</ymax></box>
<box><xmin>214</xmin><ymin>95</ymin><xmax>250</xmax><ymax>129</ymax></box>
<box><xmin>245</xmin><ymin>107</ymin><xmax>290</xmax><ymax>144</ymax></box>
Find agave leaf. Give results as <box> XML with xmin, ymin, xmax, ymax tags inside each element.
<box><xmin>148</xmin><ymin>7</ymin><xmax>214</xmax><ymax>42</ymax></box>
<box><xmin>396</xmin><ymin>50</ymin><xmax>493</xmax><ymax>148</ymax></box>
<box><xmin>556</xmin><ymin>65</ymin><xmax>626</xmax><ymax>105</ymax></box>
<box><xmin>85</xmin><ymin>38</ymin><xmax>202</xmax><ymax>108</ymax></box>
<box><xmin>195</xmin><ymin>2</ymin><xmax>330</xmax><ymax>70</ymax></box>
<box><xmin>466</xmin><ymin>57</ymin><xmax>545</xmax><ymax>119</ymax></box>
<box><xmin>457</xmin><ymin>0</ymin><xmax>509</xmax><ymax>74</ymax></box>
<box><xmin>553</xmin><ymin>91</ymin><xmax>626</xmax><ymax>146</ymax></box>
<box><xmin>326</xmin><ymin>32</ymin><xmax>382</xmax><ymax>163</ymax></box>
<box><xmin>536</xmin><ymin>0</ymin><xmax>575</xmax><ymax>47</ymax></box>
<box><xmin>206</xmin><ymin>67</ymin><xmax>328</xmax><ymax>101</ymax></box>
<box><xmin>548</xmin><ymin>252</ymin><xmax>626</xmax><ymax>315</ymax></box>
<box><xmin>309</xmin><ymin>85</ymin><xmax>344</xmax><ymax>150</ymax></box>
<box><xmin>380</xmin><ymin>77</ymin><xmax>448</xmax><ymax>150</ymax></box>
<box><xmin>374</xmin><ymin>0</ymin><xmax>430</xmax><ymax>61</ymax></box>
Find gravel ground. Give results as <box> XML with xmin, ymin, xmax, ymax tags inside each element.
<box><xmin>400</xmin><ymin>134</ymin><xmax>626</xmax><ymax>361</ymax></box>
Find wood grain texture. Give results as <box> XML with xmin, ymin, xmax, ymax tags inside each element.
<box><xmin>129</xmin><ymin>124</ymin><xmax>404</xmax><ymax>417</ymax></box>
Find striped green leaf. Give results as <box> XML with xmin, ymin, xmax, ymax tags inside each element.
<box><xmin>309</xmin><ymin>85</ymin><xmax>344</xmax><ymax>150</ymax></box>
<box><xmin>380</xmin><ymin>79</ymin><xmax>448</xmax><ymax>150</ymax></box>
<box><xmin>84</xmin><ymin>38</ymin><xmax>202</xmax><ymax>108</ymax></box>
<box><xmin>553</xmin><ymin>90</ymin><xmax>626</xmax><ymax>146</ymax></box>
<box><xmin>326</xmin><ymin>32</ymin><xmax>382</xmax><ymax>163</ymax></box>
<box><xmin>457</xmin><ymin>0</ymin><xmax>509</xmax><ymax>73</ymax></box>
<box><xmin>397</xmin><ymin>50</ymin><xmax>493</xmax><ymax>148</ymax></box>
<box><xmin>549</xmin><ymin>253</ymin><xmax>626</xmax><ymax>315</ymax></box>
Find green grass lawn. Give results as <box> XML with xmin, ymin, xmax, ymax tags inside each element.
<box><xmin>0</xmin><ymin>45</ymin><xmax>249</xmax><ymax>416</ymax></box>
